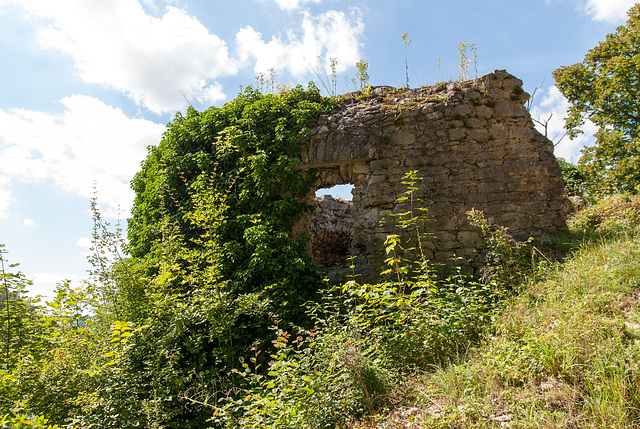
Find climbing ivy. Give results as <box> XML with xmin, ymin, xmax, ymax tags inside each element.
<box><xmin>62</xmin><ymin>83</ymin><xmax>339</xmax><ymax>427</ymax></box>
<box><xmin>128</xmin><ymin>83</ymin><xmax>335</xmax><ymax>314</ymax></box>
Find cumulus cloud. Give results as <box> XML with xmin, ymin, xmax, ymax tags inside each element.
<box><xmin>272</xmin><ymin>0</ymin><xmax>321</xmax><ymax>11</ymax></box>
<box><xmin>31</xmin><ymin>272</ymin><xmax>86</xmax><ymax>301</ymax></box>
<box><xmin>530</xmin><ymin>86</ymin><xmax>598</xmax><ymax>163</ymax></box>
<box><xmin>0</xmin><ymin>95</ymin><xmax>165</xmax><ymax>217</ymax></box>
<box><xmin>236</xmin><ymin>9</ymin><xmax>363</xmax><ymax>77</ymax></box>
<box><xmin>580</xmin><ymin>0</ymin><xmax>637</xmax><ymax>23</ymax></box>
<box><xmin>76</xmin><ymin>237</ymin><xmax>92</xmax><ymax>249</ymax></box>
<box><xmin>10</xmin><ymin>0</ymin><xmax>235</xmax><ymax>113</ymax></box>
<box><xmin>23</xmin><ymin>218</ymin><xmax>37</xmax><ymax>227</ymax></box>
<box><xmin>75</xmin><ymin>237</ymin><xmax>94</xmax><ymax>260</ymax></box>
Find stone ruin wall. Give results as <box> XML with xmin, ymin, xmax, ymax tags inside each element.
<box><xmin>298</xmin><ymin>70</ymin><xmax>570</xmax><ymax>280</ymax></box>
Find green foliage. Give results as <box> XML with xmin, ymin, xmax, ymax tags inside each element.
<box><xmin>1</xmin><ymin>246</ymin><xmax>44</xmax><ymax>368</ymax></box>
<box><xmin>381</xmin><ymin>170</ymin><xmax>434</xmax><ymax>283</ymax></box>
<box><xmin>0</xmin><ymin>250</ymin><xmax>104</xmax><ymax>427</ymax></box>
<box><xmin>457</xmin><ymin>41</ymin><xmax>477</xmax><ymax>81</ymax></box>
<box><xmin>217</xmin><ymin>317</ymin><xmax>391</xmax><ymax>428</ymax></box>
<box><xmin>214</xmin><ymin>272</ymin><xmax>500</xmax><ymax>428</ymax></box>
<box><xmin>412</xmin><ymin>226</ymin><xmax>640</xmax><ymax>428</ymax></box>
<box><xmin>553</xmin><ymin>4</ymin><xmax>640</xmax><ymax>196</ymax></box>
<box><xmin>0</xmin><ymin>407</ymin><xmax>59</xmax><ymax>428</ymax></box>
<box><xmin>466</xmin><ymin>208</ymin><xmax>534</xmax><ymax>287</ymax></box>
<box><xmin>207</xmin><ymin>170</ymin><xmax>503</xmax><ymax>427</ymax></box>
<box><xmin>203</xmin><ymin>174</ymin><xmax>503</xmax><ymax>428</ymax></box>
<box><xmin>569</xmin><ymin>194</ymin><xmax>640</xmax><ymax>231</ymax></box>
<box><xmin>345</xmin><ymin>201</ymin><xmax>640</xmax><ymax>428</ymax></box>
<box><xmin>12</xmin><ymin>64</ymin><xmax>634</xmax><ymax>427</ymax></box>
<box><xmin>128</xmin><ymin>84</ymin><xmax>332</xmax><ymax>310</ymax></box>
<box><xmin>556</xmin><ymin>156</ymin><xmax>589</xmax><ymax>197</ymax></box>
<box><xmin>3</xmin><ymin>84</ymin><xmax>337</xmax><ymax>428</ymax></box>
<box><xmin>67</xmin><ymin>84</ymin><xmax>335</xmax><ymax>427</ymax></box>
<box><xmin>355</xmin><ymin>60</ymin><xmax>370</xmax><ymax>90</ymax></box>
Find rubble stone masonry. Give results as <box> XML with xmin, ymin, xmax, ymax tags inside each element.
<box><xmin>298</xmin><ymin>70</ymin><xmax>570</xmax><ymax>280</ymax></box>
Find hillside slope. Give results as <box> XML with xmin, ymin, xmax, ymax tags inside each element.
<box><xmin>354</xmin><ymin>198</ymin><xmax>640</xmax><ymax>428</ymax></box>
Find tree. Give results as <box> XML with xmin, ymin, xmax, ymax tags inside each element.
<box><xmin>556</xmin><ymin>157</ymin><xmax>589</xmax><ymax>197</ymax></box>
<box><xmin>127</xmin><ymin>84</ymin><xmax>332</xmax><ymax>315</ymax></box>
<box><xmin>553</xmin><ymin>4</ymin><xmax>640</xmax><ymax>195</ymax></box>
<box><xmin>82</xmin><ymin>84</ymin><xmax>338</xmax><ymax>427</ymax></box>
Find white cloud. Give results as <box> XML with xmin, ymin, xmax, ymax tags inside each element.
<box><xmin>580</xmin><ymin>0</ymin><xmax>637</xmax><ymax>23</ymax></box>
<box><xmin>75</xmin><ymin>237</ymin><xmax>93</xmax><ymax>261</ymax></box>
<box><xmin>31</xmin><ymin>272</ymin><xmax>86</xmax><ymax>301</ymax></box>
<box><xmin>0</xmin><ymin>176</ymin><xmax>14</xmax><ymax>219</ymax></box>
<box><xmin>10</xmin><ymin>0</ymin><xmax>236</xmax><ymax>113</ymax></box>
<box><xmin>530</xmin><ymin>86</ymin><xmax>598</xmax><ymax>163</ymax></box>
<box><xmin>76</xmin><ymin>237</ymin><xmax>92</xmax><ymax>250</ymax></box>
<box><xmin>272</xmin><ymin>0</ymin><xmax>321</xmax><ymax>11</ymax></box>
<box><xmin>0</xmin><ymin>95</ymin><xmax>165</xmax><ymax>218</ymax></box>
<box><xmin>236</xmin><ymin>9</ymin><xmax>364</xmax><ymax>77</ymax></box>
<box><xmin>23</xmin><ymin>218</ymin><xmax>37</xmax><ymax>227</ymax></box>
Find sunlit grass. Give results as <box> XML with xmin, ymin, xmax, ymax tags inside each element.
<box><xmin>353</xmin><ymin>220</ymin><xmax>640</xmax><ymax>428</ymax></box>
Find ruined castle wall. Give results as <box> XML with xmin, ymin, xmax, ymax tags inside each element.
<box><xmin>300</xmin><ymin>70</ymin><xmax>570</xmax><ymax>280</ymax></box>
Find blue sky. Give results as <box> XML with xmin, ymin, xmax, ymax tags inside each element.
<box><xmin>0</xmin><ymin>0</ymin><xmax>637</xmax><ymax>299</ymax></box>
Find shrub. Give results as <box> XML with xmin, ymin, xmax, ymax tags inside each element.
<box><xmin>568</xmin><ymin>194</ymin><xmax>640</xmax><ymax>231</ymax></box>
<box><xmin>557</xmin><ymin>157</ymin><xmax>589</xmax><ymax>197</ymax></box>
<box><xmin>466</xmin><ymin>208</ymin><xmax>534</xmax><ymax>288</ymax></box>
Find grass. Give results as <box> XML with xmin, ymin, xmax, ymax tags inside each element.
<box><xmin>350</xmin><ymin>200</ymin><xmax>640</xmax><ymax>428</ymax></box>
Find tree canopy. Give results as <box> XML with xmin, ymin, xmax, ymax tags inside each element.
<box><xmin>553</xmin><ymin>4</ymin><xmax>640</xmax><ymax>195</ymax></box>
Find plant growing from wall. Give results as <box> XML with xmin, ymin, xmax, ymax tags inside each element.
<box><xmin>355</xmin><ymin>59</ymin><xmax>370</xmax><ymax>90</ymax></box>
<box><xmin>330</xmin><ymin>57</ymin><xmax>338</xmax><ymax>96</ymax></box>
<box><xmin>457</xmin><ymin>41</ymin><xmax>477</xmax><ymax>81</ymax></box>
<box><xmin>402</xmin><ymin>32</ymin><xmax>411</xmax><ymax>88</ymax></box>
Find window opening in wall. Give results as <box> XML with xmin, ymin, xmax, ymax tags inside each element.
<box><xmin>311</xmin><ymin>183</ymin><xmax>355</xmax><ymax>270</ymax></box>
<box><xmin>315</xmin><ymin>184</ymin><xmax>354</xmax><ymax>201</ymax></box>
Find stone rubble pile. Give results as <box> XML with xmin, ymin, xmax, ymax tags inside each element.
<box><xmin>310</xmin><ymin>195</ymin><xmax>354</xmax><ymax>268</ymax></box>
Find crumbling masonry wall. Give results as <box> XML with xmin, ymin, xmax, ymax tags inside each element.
<box><xmin>299</xmin><ymin>70</ymin><xmax>570</xmax><ymax>280</ymax></box>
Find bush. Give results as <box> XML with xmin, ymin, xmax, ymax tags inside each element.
<box><xmin>568</xmin><ymin>194</ymin><xmax>640</xmax><ymax>231</ymax></box>
<box><xmin>557</xmin><ymin>157</ymin><xmax>589</xmax><ymax>197</ymax></box>
<box><xmin>212</xmin><ymin>269</ymin><xmax>502</xmax><ymax>428</ymax></box>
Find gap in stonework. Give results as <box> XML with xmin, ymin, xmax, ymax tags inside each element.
<box><xmin>315</xmin><ymin>183</ymin><xmax>354</xmax><ymax>201</ymax></box>
<box><xmin>311</xmin><ymin>183</ymin><xmax>355</xmax><ymax>270</ymax></box>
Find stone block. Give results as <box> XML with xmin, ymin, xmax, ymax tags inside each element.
<box><xmin>367</xmin><ymin>173</ymin><xmax>388</xmax><ymax>186</ymax></box>
<box><xmin>466</xmin><ymin>128</ymin><xmax>490</xmax><ymax>141</ymax></box>
<box><xmin>457</xmin><ymin>230</ymin><xmax>481</xmax><ymax>247</ymax></box>
<box><xmin>391</xmin><ymin>130</ymin><xmax>416</xmax><ymax>146</ymax></box>
<box><xmin>370</xmin><ymin>158</ymin><xmax>399</xmax><ymax>171</ymax></box>
<box><xmin>476</xmin><ymin>105</ymin><xmax>494</xmax><ymax>118</ymax></box>
<box><xmin>452</xmin><ymin>104</ymin><xmax>473</xmax><ymax>116</ymax></box>
<box><xmin>424</xmin><ymin>111</ymin><xmax>444</xmax><ymax>120</ymax></box>
<box><xmin>448</xmin><ymin>128</ymin><xmax>467</xmax><ymax>141</ymax></box>
<box><xmin>352</xmin><ymin>163</ymin><xmax>370</xmax><ymax>175</ymax></box>
<box><xmin>495</xmin><ymin>101</ymin><xmax>528</xmax><ymax>118</ymax></box>
<box><xmin>463</xmin><ymin>117</ymin><xmax>487</xmax><ymax>128</ymax></box>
